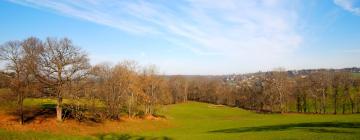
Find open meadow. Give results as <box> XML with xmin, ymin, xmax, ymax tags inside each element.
<box><xmin>0</xmin><ymin>101</ymin><xmax>359</xmax><ymax>140</ymax></box>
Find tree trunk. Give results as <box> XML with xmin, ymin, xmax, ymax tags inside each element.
<box><xmin>350</xmin><ymin>98</ymin><xmax>354</xmax><ymax>114</ymax></box>
<box><xmin>279</xmin><ymin>92</ymin><xmax>285</xmax><ymax>113</ymax></box>
<box><xmin>128</xmin><ymin>92</ymin><xmax>134</xmax><ymax>118</ymax></box>
<box><xmin>357</xmin><ymin>99</ymin><xmax>360</xmax><ymax>113</ymax></box>
<box><xmin>184</xmin><ymin>82</ymin><xmax>188</xmax><ymax>102</ymax></box>
<box><xmin>151</xmin><ymin>84</ymin><xmax>154</xmax><ymax>115</ymax></box>
<box><xmin>322</xmin><ymin>90</ymin><xmax>326</xmax><ymax>114</ymax></box>
<box><xmin>297</xmin><ymin>96</ymin><xmax>301</xmax><ymax>113</ymax></box>
<box><xmin>56</xmin><ymin>96</ymin><xmax>63</xmax><ymax>121</ymax></box>
<box><xmin>303</xmin><ymin>96</ymin><xmax>307</xmax><ymax>113</ymax></box>
<box><xmin>18</xmin><ymin>90</ymin><xmax>24</xmax><ymax>125</ymax></box>
<box><xmin>314</xmin><ymin>99</ymin><xmax>318</xmax><ymax>114</ymax></box>
<box><xmin>334</xmin><ymin>89</ymin><xmax>338</xmax><ymax>114</ymax></box>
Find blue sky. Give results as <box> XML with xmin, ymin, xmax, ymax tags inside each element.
<box><xmin>0</xmin><ymin>0</ymin><xmax>359</xmax><ymax>75</ymax></box>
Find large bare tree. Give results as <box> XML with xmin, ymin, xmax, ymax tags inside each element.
<box><xmin>31</xmin><ymin>38</ymin><xmax>90</xmax><ymax>121</ymax></box>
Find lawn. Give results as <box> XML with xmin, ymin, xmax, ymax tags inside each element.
<box><xmin>0</xmin><ymin>101</ymin><xmax>360</xmax><ymax>140</ymax></box>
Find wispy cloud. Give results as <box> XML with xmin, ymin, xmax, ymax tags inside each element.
<box><xmin>334</xmin><ymin>0</ymin><xmax>360</xmax><ymax>15</ymax></box>
<box><xmin>8</xmin><ymin>0</ymin><xmax>302</xmax><ymax>59</ymax></box>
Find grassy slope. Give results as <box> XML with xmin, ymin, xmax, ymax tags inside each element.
<box><xmin>1</xmin><ymin>101</ymin><xmax>360</xmax><ymax>140</ymax></box>
<box><xmin>140</xmin><ymin>102</ymin><xmax>360</xmax><ymax>140</ymax></box>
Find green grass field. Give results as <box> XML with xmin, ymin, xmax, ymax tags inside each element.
<box><xmin>353</xmin><ymin>72</ymin><xmax>360</xmax><ymax>78</ymax></box>
<box><xmin>1</xmin><ymin>101</ymin><xmax>360</xmax><ymax>140</ymax></box>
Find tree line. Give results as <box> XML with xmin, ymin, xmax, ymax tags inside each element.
<box><xmin>0</xmin><ymin>37</ymin><xmax>359</xmax><ymax>125</ymax></box>
<box><xmin>188</xmin><ymin>69</ymin><xmax>360</xmax><ymax>114</ymax></box>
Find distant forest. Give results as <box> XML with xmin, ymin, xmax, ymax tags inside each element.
<box><xmin>1</xmin><ymin>37</ymin><xmax>360</xmax><ymax>125</ymax></box>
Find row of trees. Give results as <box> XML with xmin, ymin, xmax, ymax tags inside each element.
<box><xmin>188</xmin><ymin>70</ymin><xmax>360</xmax><ymax>114</ymax></box>
<box><xmin>1</xmin><ymin>37</ymin><xmax>359</xmax><ymax>124</ymax></box>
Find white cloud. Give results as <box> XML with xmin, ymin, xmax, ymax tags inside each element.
<box><xmin>334</xmin><ymin>0</ymin><xmax>360</xmax><ymax>15</ymax></box>
<box><xmin>8</xmin><ymin>0</ymin><xmax>303</xmax><ymax>71</ymax></box>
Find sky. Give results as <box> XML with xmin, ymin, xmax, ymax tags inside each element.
<box><xmin>0</xmin><ymin>0</ymin><xmax>359</xmax><ymax>75</ymax></box>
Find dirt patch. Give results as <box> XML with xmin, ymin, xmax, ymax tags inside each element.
<box><xmin>143</xmin><ymin>115</ymin><xmax>166</xmax><ymax>120</ymax></box>
<box><xmin>208</xmin><ymin>105</ymin><xmax>225</xmax><ymax>108</ymax></box>
<box><xmin>0</xmin><ymin>112</ymin><xmax>172</xmax><ymax>136</ymax></box>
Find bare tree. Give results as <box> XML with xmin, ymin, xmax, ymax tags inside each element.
<box><xmin>0</xmin><ymin>40</ymin><xmax>31</xmax><ymax>124</ymax></box>
<box><xmin>140</xmin><ymin>65</ymin><xmax>161</xmax><ymax>116</ymax></box>
<box><xmin>354</xmin><ymin>78</ymin><xmax>360</xmax><ymax>113</ymax></box>
<box><xmin>342</xmin><ymin>73</ymin><xmax>352</xmax><ymax>114</ymax></box>
<box><xmin>111</xmin><ymin>61</ymin><xmax>141</xmax><ymax>118</ymax></box>
<box><xmin>331</xmin><ymin>72</ymin><xmax>346</xmax><ymax>114</ymax></box>
<box><xmin>308</xmin><ymin>71</ymin><xmax>332</xmax><ymax>113</ymax></box>
<box><xmin>169</xmin><ymin>76</ymin><xmax>189</xmax><ymax>104</ymax></box>
<box><xmin>294</xmin><ymin>76</ymin><xmax>309</xmax><ymax>113</ymax></box>
<box><xmin>91</xmin><ymin>63</ymin><xmax>122</xmax><ymax>119</ymax></box>
<box><xmin>269</xmin><ymin>68</ymin><xmax>293</xmax><ymax>113</ymax></box>
<box><xmin>30</xmin><ymin>38</ymin><xmax>90</xmax><ymax>121</ymax></box>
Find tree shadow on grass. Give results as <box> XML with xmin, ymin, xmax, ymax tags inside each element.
<box><xmin>209</xmin><ymin>122</ymin><xmax>360</xmax><ymax>134</ymax></box>
<box><xmin>24</xmin><ymin>103</ymin><xmax>56</xmax><ymax>123</ymax></box>
<box><xmin>8</xmin><ymin>103</ymin><xmax>57</xmax><ymax>123</ymax></box>
<box><xmin>96</xmin><ymin>133</ymin><xmax>173</xmax><ymax>140</ymax></box>
<box><xmin>307</xmin><ymin>128</ymin><xmax>354</xmax><ymax>134</ymax></box>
